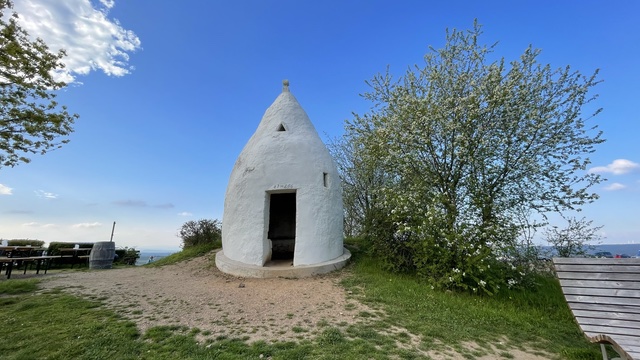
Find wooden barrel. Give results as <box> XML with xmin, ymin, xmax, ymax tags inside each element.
<box><xmin>89</xmin><ymin>241</ymin><xmax>116</xmax><ymax>269</ymax></box>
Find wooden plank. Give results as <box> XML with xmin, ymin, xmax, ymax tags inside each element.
<box><xmin>556</xmin><ymin>271</ymin><xmax>640</xmax><ymax>281</ymax></box>
<box><xmin>576</xmin><ymin>316</ymin><xmax>640</xmax><ymax>330</ymax></box>
<box><xmin>569</xmin><ymin>302</ymin><xmax>640</xmax><ymax>315</ymax></box>
<box><xmin>626</xmin><ymin>350</ymin><xmax>640</xmax><ymax>359</ymax></box>
<box><xmin>608</xmin><ymin>336</ymin><xmax>640</xmax><ymax>347</ymax></box>
<box><xmin>559</xmin><ymin>279</ymin><xmax>640</xmax><ymax>290</ymax></box>
<box><xmin>584</xmin><ymin>329</ymin><xmax>640</xmax><ymax>341</ymax></box>
<box><xmin>574</xmin><ymin>309</ymin><xmax>640</xmax><ymax>322</ymax></box>
<box><xmin>28</xmin><ymin>255</ymin><xmax>62</xmax><ymax>259</ymax></box>
<box><xmin>589</xmin><ymin>334</ymin><xmax>639</xmax><ymax>360</ymax></box>
<box><xmin>554</xmin><ymin>264</ymin><xmax>640</xmax><ymax>273</ymax></box>
<box><xmin>608</xmin><ymin>341</ymin><xmax>640</xmax><ymax>356</ymax></box>
<box><xmin>611</xmin><ymin>337</ymin><xmax>640</xmax><ymax>352</ymax></box>
<box><xmin>582</xmin><ymin>326</ymin><xmax>640</xmax><ymax>341</ymax></box>
<box><xmin>566</xmin><ymin>295</ymin><xmax>640</xmax><ymax>307</ymax></box>
<box><xmin>617</xmin><ymin>343</ymin><xmax>640</xmax><ymax>352</ymax></box>
<box><xmin>0</xmin><ymin>256</ymin><xmax>35</xmax><ymax>261</ymax></box>
<box><xmin>614</xmin><ymin>345</ymin><xmax>639</xmax><ymax>357</ymax></box>
<box><xmin>562</xmin><ymin>286</ymin><xmax>640</xmax><ymax>298</ymax></box>
<box><xmin>554</xmin><ymin>258</ymin><xmax>640</xmax><ymax>265</ymax></box>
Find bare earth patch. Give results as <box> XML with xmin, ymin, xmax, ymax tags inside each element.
<box><xmin>35</xmin><ymin>252</ymin><xmax>553</xmax><ymax>359</ymax></box>
<box><xmin>39</xmin><ymin>252</ymin><xmax>369</xmax><ymax>342</ymax></box>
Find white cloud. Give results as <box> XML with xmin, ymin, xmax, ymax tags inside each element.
<box><xmin>21</xmin><ymin>222</ymin><xmax>59</xmax><ymax>228</ymax></box>
<box><xmin>35</xmin><ymin>190</ymin><xmax>58</xmax><ymax>199</ymax></box>
<box><xmin>589</xmin><ymin>159</ymin><xmax>640</xmax><ymax>175</ymax></box>
<box><xmin>604</xmin><ymin>182</ymin><xmax>626</xmax><ymax>191</ymax></box>
<box><xmin>0</xmin><ymin>183</ymin><xmax>12</xmax><ymax>195</ymax></box>
<box><xmin>99</xmin><ymin>0</ymin><xmax>115</xmax><ymax>9</ymax></box>
<box><xmin>11</xmin><ymin>0</ymin><xmax>141</xmax><ymax>83</ymax></box>
<box><xmin>178</xmin><ymin>212</ymin><xmax>193</xmax><ymax>217</ymax></box>
<box><xmin>72</xmin><ymin>222</ymin><xmax>102</xmax><ymax>228</ymax></box>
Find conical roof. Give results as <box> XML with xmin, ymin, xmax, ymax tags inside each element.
<box><xmin>245</xmin><ymin>80</ymin><xmax>325</xmax><ymax>154</ymax></box>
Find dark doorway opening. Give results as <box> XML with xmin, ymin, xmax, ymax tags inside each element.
<box><xmin>268</xmin><ymin>192</ymin><xmax>296</xmax><ymax>260</ymax></box>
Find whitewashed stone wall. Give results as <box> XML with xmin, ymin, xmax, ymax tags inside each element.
<box><xmin>222</xmin><ymin>83</ymin><xmax>344</xmax><ymax>266</ymax></box>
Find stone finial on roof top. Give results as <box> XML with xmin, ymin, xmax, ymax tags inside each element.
<box><xmin>282</xmin><ymin>79</ymin><xmax>290</xmax><ymax>92</ymax></box>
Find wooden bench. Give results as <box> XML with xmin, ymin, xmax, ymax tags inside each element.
<box><xmin>59</xmin><ymin>248</ymin><xmax>91</xmax><ymax>268</ymax></box>
<box><xmin>1</xmin><ymin>256</ymin><xmax>61</xmax><ymax>279</ymax></box>
<box><xmin>553</xmin><ymin>257</ymin><xmax>640</xmax><ymax>360</ymax></box>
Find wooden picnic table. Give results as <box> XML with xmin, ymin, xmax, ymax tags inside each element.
<box><xmin>59</xmin><ymin>248</ymin><xmax>91</xmax><ymax>252</ymax></box>
<box><xmin>58</xmin><ymin>248</ymin><xmax>92</xmax><ymax>267</ymax></box>
<box><xmin>0</xmin><ymin>246</ymin><xmax>44</xmax><ymax>255</ymax></box>
<box><xmin>0</xmin><ymin>256</ymin><xmax>61</xmax><ymax>279</ymax></box>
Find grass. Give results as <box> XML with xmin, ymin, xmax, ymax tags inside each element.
<box><xmin>0</xmin><ymin>278</ymin><xmax>39</xmax><ymax>294</ymax></box>
<box><xmin>0</xmin><ymin>287</ymin><xmax>140</xmax><ymax>359</ymax></box>
<box><xmin>0</xmin><ymin>242</ymin><xmax>605</xmax><ymax>359</ymax></box>
<box><xmin>145</xmin><ymin>241</ymin><xmax>220</xmax><ymax>267</ymax></box>
<box><xmin>340</xmin><ymin>253</ymin><xmax>602</xmax><ymax>359</ymax></box>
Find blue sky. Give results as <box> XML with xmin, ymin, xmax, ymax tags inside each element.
<box><xmin>1</xmin><ymin>0</ymin><xmax>639</xmax><ymax>251</ymax></box>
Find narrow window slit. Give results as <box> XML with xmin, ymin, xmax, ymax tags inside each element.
<box><xmin>323</xmin><ymin>172</ymin><xmax>328</xmax><ymax>187</ymax></box>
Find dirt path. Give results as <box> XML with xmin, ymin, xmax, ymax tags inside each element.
<box><xmin>38</xmin><ymin>252</ymin><xmax>369</xmax><ymax>342</ymax></box>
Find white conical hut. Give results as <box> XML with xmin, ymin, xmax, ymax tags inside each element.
<box><xmin>215</xmin><ymin>80</ymin><xmax>350</xmax><ymax>278</ymax></box>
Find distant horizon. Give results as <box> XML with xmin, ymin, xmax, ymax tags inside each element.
<box><xmin>1</xmin><ymin>238</ymin><xmax>639</xmax><ymax>251</ymax></box>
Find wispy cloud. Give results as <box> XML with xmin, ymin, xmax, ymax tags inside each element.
<box><xmin>0</xmin><ymin>183</ymin><xmax>12</xmax><ymax>195</ymax></box>
<box><xmin>12</xmin><ymin>0</ymin><xmax>141</xmax><ymax>83</ymax></box>
<box><xmin>22</xmin><ymin>222</ymin><xmax>59</xmax><ymax>228</ymax></box>
<box><xmin>35</xmin><ymin>190</ymin><xmax>58</xmax><ymax>199</ymax></box>
<box><xmin>589</xmin><ymin>159</ymin><xmax>639</xmax><ymax>175</ymax></box>
<box><xmin>99</xmin><ymin>0</ymin><xmax>115</xmax><ymax>9</ymax></box>
<box><xmin>604</xmin><ymin>182</ymin><xmax>626</xmax><ymax>191</ymax></box>
<box><xmin>178</xmin><ymin>212</ymin><xmax>193</xmax><ymax>217</ymax></box>
<box><xmin>72</xmin><ymin>222</ymin><xmax>102</xmax><ymax>228</ymax></box>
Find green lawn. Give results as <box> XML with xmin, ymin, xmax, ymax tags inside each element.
<box><xmin>0</xmin><ymin>244</ymin><xmax>605</xmax><ymax>359</ymax></box>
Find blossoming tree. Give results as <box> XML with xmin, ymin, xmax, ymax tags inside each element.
<box><xmin>337</xmin><ymin>21</ymin><xmax>604</xmax><ymax>294</ymax></box>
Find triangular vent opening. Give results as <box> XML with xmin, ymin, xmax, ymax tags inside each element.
<box><xmin>277</xmin><ymin>123</ymin><xmax>287</xmax><ymax>132</ymax></box>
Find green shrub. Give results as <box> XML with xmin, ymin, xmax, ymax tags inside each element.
<box><xmin>177</xmin><ymin>219</ymin><xmax>221</xmax><ymax>249</ymax></box>
<box><xmin>114</xmin><ymin>247</ymin><xmax>140</xmax><ymax>265</ymax></box>
<box><xmin>147</xmin><ymin>242</ymin><xmax>216</xmax><ymax>267</ymax></box>
<box><xmin>365</xmin><ymin>190</ymin><xmax>537</xmax><ymax>295</ymax></box>
<box><xmin>46</xmin><ymin>241</ymin><xmax>95</xmax><ymax>255</ymax></box>
<box><xmin>7</xmin><ymin>239</ymin><xmax>45</xmax><ymax>247</ymax></box>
